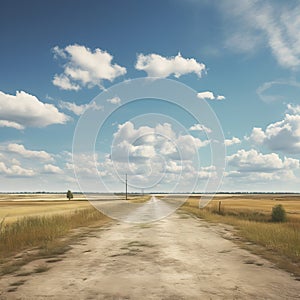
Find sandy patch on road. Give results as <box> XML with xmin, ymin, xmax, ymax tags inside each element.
<box><xmin>0</xmin><ymin>212</ymin><xmax>299</xmax><ymax>299</ymax></box>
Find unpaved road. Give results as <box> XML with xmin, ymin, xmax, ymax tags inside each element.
<box><xmin>1</xmin><ymin>197</ymin><xmax>300</xmax><ymax>299</ymax></box>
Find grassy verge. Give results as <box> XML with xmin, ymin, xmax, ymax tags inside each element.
<box><xmin>0</xmin><ymin>207</ymin><xmax>110</xmax><ymax>275</ymax></box>
<box><xmin>181</xmin><ymin>199</ymin><xmax>300</xmax><ymax>277</ymax></box>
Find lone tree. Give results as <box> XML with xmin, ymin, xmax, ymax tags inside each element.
<box><xmin>67</xmin><ymin>190</ymin><xmax>73</xmax><ymax>201</ymax></box>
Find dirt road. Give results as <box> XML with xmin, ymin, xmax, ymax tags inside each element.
<box><xmin>1</xmin><ymin>197</ymin><xmax>300</xmax><ymax>299</ymax></box>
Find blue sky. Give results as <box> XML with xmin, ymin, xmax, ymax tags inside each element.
<box><xmin>1</xmin><ymin>0</ymin><xmax>300</xmax><ymax>192</ymax></box>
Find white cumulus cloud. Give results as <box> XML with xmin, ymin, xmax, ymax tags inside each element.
<box><xmin>7</xmin><ymin>144</ymin><xmax>53</xmax><ymax>161</ymax></box>
<box><xmin>44</xmin><ymin>164</ymin><xmax>63</xmax><ymax>174</ymax></box>
<box><xmin>0</xmin><ymin>161</ymin><xmax>35</xmax><ymax>177</ymax></box>
<box><xmin>287</xmin><ymin>103</ymin><xmax>300</xmax><ymax>114</ymax></box>
<box><xmin>107</xmin><ymin>96</ymin><xmax>121</xmax><ymax>105</ymax></box>
<box><xmin>135</xmin><ymin>52</ymin><xmax>206</xmax><ymax>78</ymax></box>
<box><xmin>0</xmin><ymin>91</ymin><xmax>69</xmax><ymax>129</ymax></box>
<box><xmin>225</xmin><ymin>137</ymin><xmax>241</xmax><ymax>146</ymax></box>
<box><xmin>112</xmin><ymin>121</ymin><xmax>209</xmax><ymax>162</ymax></box>
<box><xmin>53</xmin><ymin>44</ymin><xmax>126</xmax><ymax>90</ymax></box>
<box><xmin>217</xmin><ymin>95</ymin><xmax>226</xmax><ymax>100</ymax></box>
<box><xmin>197</xmin><ymin>91</ymin><xmax>225</xmax><ymax>101</ymax></box>
<box><xmin>249</xmin><ymin>113</ymin><xmax>300</xmax><ymax>154</ymax></box>
<box><xmin>70</xmin><ymin>122</ymin><xmax>214</xmax><ymax>191</ymax></box>
<box><xmin>227</xmin><ymin>149</ymin><xmax>299</xmax><ymax>173</ymax></box>
<box><xmin>53</xmin><ymin>75</ymin><xmax>80</xmax><ymax>91</ymax></box>
<box><xmin>189</xmin><ymin>124</ymin><xmax>212</xmax><ymax>133</ymax></box>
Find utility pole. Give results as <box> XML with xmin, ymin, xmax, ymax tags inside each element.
<box><xmin>125</xmin><ymin>173</ymin><xmax>128</xmax><ymax>200</ymax></box>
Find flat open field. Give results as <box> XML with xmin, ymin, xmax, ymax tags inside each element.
<box><xmin>1</xmin><ymin>193</ymin><xmax>300</xmax><ymax>223</ymax></box>
<box><xmin>1</xmin><ymin>196</ymin><xmax>300</xmax><ymax>299</ymax></box>
<box><xmin>0</xmin><ymin>194</ymin><xmax>91</xmax><ymax>223</ymax></box>
<box><xmin>0</xmin><ymin>194</ymin><xmax>151</xmax><ymax>223</ymax></box>
<box><xmin>0</xmin><ymin>194</ymin><xmax>300</xmax><ymax>298</ymax></box>
<box><xmin>188</xmin><ymin>194</ymin><xmax>300</xmax><ymax>219</ymax></box>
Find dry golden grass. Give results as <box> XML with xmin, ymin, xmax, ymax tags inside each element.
<box><xmin>181</xmin><ymin>195</ymin><xmax>300</xmax><ymax>276</ymax></box>
<box><xmin>0</xmin><ymin>207</ymin><xmax>109</xmax><ymax>258</ymax></box>
<box><xmin>0</xmin><ymin>194</ymin><xmax>152</xmax><ymax>223</ymax></box>
<box><xmin>0</xmin><ymin>201</ymin><xmax>92</xmax><ymax>223</ymax></box>
<box><xmin>187</xmin><ymin>194</ymin><xmax>300</xmax><ymax>220</ymax></box>
<box><xmin>0</xmin><ymin>194</ymin><xmax>90</xmax><ymax>223</ymax></box>
<box><xmin>0</xmin><ymin>207</ymin><xmax>111</xmax><ymax>276</ymax></box>
<box><xmin>0</xmin><ymin>194</ymin><xmax>115</xmax><ymax>275</ymax></box>
<box><xmin>0</xmin><ymin>194</ymin><xmax>149</xmax><ymax>266</ymax></box>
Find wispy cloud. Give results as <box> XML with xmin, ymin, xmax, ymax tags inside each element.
<box><xmin>0</xmin><ymin>120</ymin><xmax>24</xmax><ymax>130</ymax></box>
<box><xmin>59</xmin><ymin>101</ymin><xmax>103</xmax><ymax>116</ymax></box>
<box><xmin>222</xmin><ymin>0</ymin><xmax>300</xmax><ymax>69</ymax></box>
<box><xmin>257</xmin><ymin>79</ymin><xmax>300</xmax><ymax>103</ymax></box>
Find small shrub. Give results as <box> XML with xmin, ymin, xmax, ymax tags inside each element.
<box><xmin>271</xmin><ymin>204</ymin><xmax>286</xmax><ymax>222</ymax></box>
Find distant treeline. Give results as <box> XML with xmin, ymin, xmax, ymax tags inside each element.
<box><xmin>0</xmin><ymin>192</ymin><xmax>84</xmax><ymax>194</ymax></box>
<box><xmin>0</xmin><ymin>192</ymin><xmax>299</xmax><ymax>195</ymax></box>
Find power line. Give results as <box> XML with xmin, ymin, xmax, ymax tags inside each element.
<box><xmin>125</xmin><ymin>173</ymin><xmax>128</xmax><ymax>200</ymax></box>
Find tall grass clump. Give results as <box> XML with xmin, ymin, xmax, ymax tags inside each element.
<box><xmin>0</xmin><ymin>208</ymin><xmax>108</xmax><ymax>258</ymax></box>
<box><xmin>240</xmin><ymin>220</ymin><xmax>300</xmax><ymax>261</ymax></box>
